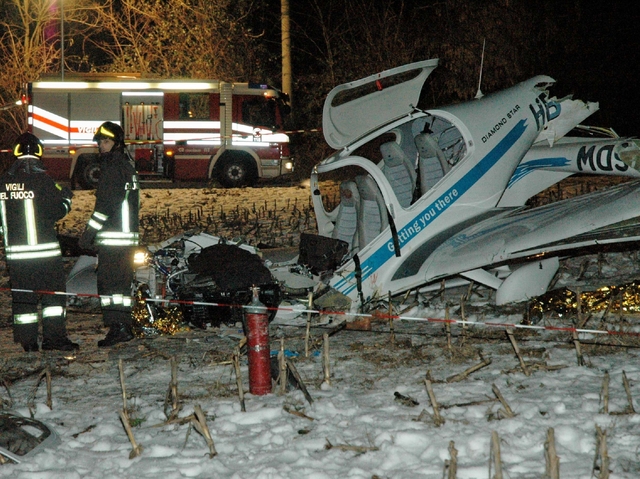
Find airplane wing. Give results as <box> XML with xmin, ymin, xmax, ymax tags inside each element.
<box><xmin>423</xmin><ymin>179</ymin><xmax>640</xmax><ymax>281</ymax></box>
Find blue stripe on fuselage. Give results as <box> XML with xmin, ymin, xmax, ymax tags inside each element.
<box><xmin>507</xmin><ymin>157</ymin><xmax>570</xmax><ymax>188</ymax></box>
<box><xmin>336</xmin><ymin>119</ymin><xmax>529</xmax><ymax>295</ymax></box>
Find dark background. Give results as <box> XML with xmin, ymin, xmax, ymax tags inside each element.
<box><xmin>281</xmin><ymin>0</ymin><xmax>640</xmax><ymax>137</ymax></box>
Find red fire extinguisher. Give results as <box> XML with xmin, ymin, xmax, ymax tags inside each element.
<box><xmin>245</xmin><ymin>286</ymin><xmax>272</xmax><ymax>395</ymax></box>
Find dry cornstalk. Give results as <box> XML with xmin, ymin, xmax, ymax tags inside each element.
<box><xmin>573</xmin><ymin>292</ymin><xmax>586</xmax><ymax>366</ymax></box>
<box><xmin>278</xmin><ymin>339</ymin><xmax>287</xmax><ymax>395</ymax></box>
<box><xmin>323</xmin><ymin>333</ymin><xmax>331</xmax><ymax>386</ymax></box>
<box><xmin>283</xmin><ymin>404</ymin><xmax>314</xmax><ymax>421</ymax></box>
<box><xmin>285</xmin><ymin>358</ymin><xmax>313</xmax><ymax>405</ymax></box>
<box><xmin>388</xmin><ymin>291</ymin><xmax>395</xmax><ymax>346</ymax></box>
<box><xmin>170</xmin><ymin>356</ymin><xmax>179</xmax><ymax>411</ymax></box>
<box><xmin>118</xmin><ymin>359</ymin><xmax>127</xmax><ymax>411</ymax></box>
<box><xmin>305</xmin><ymin>292</ymin><xmax>313</xmax><ymax>358</ymax></box>
<box><xmin>443</xmin><ymin>440</ymin><xmax>458</xmax><ymax>479</ymax></box>
<box><xmin>600</xmin><ymin>372</ymin><xmax>610</xmax><ymax>414</ymax></box>
<box><xmin>233</xmin><ymin>347</ymin><xmax>245</xmax><ymax>412</ymax></box>
<box><xmin>501</xmin><ymin>363</ymin><xmax>566</xmax><ymax>375</ymax></box>
<box><xmin>491</xmin><ymin>384</ymin><xmax>515</xmax><ymax>419</ymax></box>
<box><xmin>28</xmin><ymin>370</ymin><xmax>49</xmax><ymax>413</ymax></box>
<box><xmin>489</xmin><ymin>430</ymin><xmax>503</xmax><ymax>479</ymax></box>
<box><xmin>506</xmin><ymin>328</ymin><xmax>530</xmax><ymax>376</ymax></box>
<box><xmin>446</xmin><ymin>357</ymin><xmax>492</xmax><ymax>383</ymax></box>
<box><xmin>571</xmin><ymin>329</ymin><xmax>585</xmax><ymax>366</ymax></box>
<box><xmin>0</xmin><ymin>377</ymin><xmax>13</xmax><ymax>409</ymax></box>
<box><xmin>164</xmin><ymin>356</ymin><xmax>181</xmax><ymax>420</ymax></box>
<box><xmin>445</xmin><ymin>306</ymin><xmax>452</xmax><ymax>352</ymax></box>
<box><xmin>119</xmin><ymin>409</ymin><xmax>143</xmax><ymax>459</ymax></box>
<box><xmin>459</xmin><ymin>293</ymin><xmax>468</xmax><ymax>346</ymax></box>
<box><xmin>325</xmin><ymin>439</ymin><xmax>378</xmax><ymax>453</ymax></box>
<box><xmin>544</xmin><ymin>427</ymin><xmax>560</xmax><ymax>479</ymax></box>
<box><xmin>440</xmin><ymin>398</ymin><xmax>497</xmax><ymax>410</ymax></box>
<box><xmin>593</xmin><ymin>425</ymin><xmax>609</xmax><ymax>479</ymax></box>
<box><xmin>192</xmin><ymin>405</ymin><xmax>217</xmax><ymax>458</ymax></box>
<box><xmin>424</xmin><ymin>379</ymin><xmax>445</xmax><ymax>426</ymax></box>
<box><xmin>622</xmin><ymin>370</ymin><xmax>635</xmax><ymax>414</ymax></box>
<box><xmin>45</xmin><ymin>368</ymin><xmax>52</xmax><ymax>410</ymax></box>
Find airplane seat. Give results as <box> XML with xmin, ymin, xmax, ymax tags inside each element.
<box><xmin>414</xmin><ymin>132</ymin><xmax>449</xmax><ymax>194</ymax></box>
<box><xmin>379</xmin><ymin>141</ymin><xmax>416</xmax><ymax>208</ymax></box>
<box><xmin>438</xmin><ymin>126</ymin><xmax>466</xmax><ymax>166</ymax></box>
<box><xmin>355</xmin><ymin>174</ymin><xmax>389</xmax><ymax>250</ymax></box>
<box><xmin>331</xmin><ymin>180</ymin><xmax>360</xmax><ymax>253</ymax></box>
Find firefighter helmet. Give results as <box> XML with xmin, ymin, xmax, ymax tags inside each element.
<box><xmin>13</xmin><ymin>132</ymin><xmax>43</xmax><ymax>158</ymax></box>
<box><xmin>93</xmin><ymin>121</ymin><xmax>125</xmax><ymax>150</ymax></box>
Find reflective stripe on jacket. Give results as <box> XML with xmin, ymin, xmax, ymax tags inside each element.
<box><xmin>0</xmin><ymin>164</ymin><xmax>68</xmax><ymax>262</ymax></box>
<box><xmin>87</xmin><ymin>150</ymin><xmax>140</xmax><ymax>247</ymax></box>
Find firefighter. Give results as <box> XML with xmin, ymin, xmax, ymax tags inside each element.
<box><xmin>0</xmin><ymin>132</ymin><xmax>77</xmax><ymax>352</ymax></box>
<box><xmin>79</xmin><ymin>122</ymin><xmax>140</xmax><ymax>347</ymax></box>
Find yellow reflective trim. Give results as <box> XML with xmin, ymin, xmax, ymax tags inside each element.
<box><xmin>97</xmin><ymin>231</ymin><xmax>138</xmax><ymax>239</ymax></box>
<box><xmin>88</xmin><ymin>219</ymin><xmax>104</xmax><ymax>230</ymax></box>
<box><xmin>99</xmin><ymin>125</ymin><xmax>115</xmax><ymax>138</ymax></box>
<box><xmin>14</xmin><ymin>313</ymin><xmax>38</xmax><ymax>325</ymax></box>
<box><xmin>24</xmin><ymin>199</ymin><xmax>37</xmax><ymax>245</ymax></box>
<box><xmin>122</xmin><ymin>199</ymin><xmax>130</xmax><ymax>233</ymax></box>
<box><xmin>96</xmin><ymin>239</ymin><xmax>138</xmax><ymax>246</ymax></box>
<box><xmin>6</xmin><ymin>249</ymin><xmax>61</xmax><ymax>260</ymax></box>
<box><xmin>42</xmin><ymin>306</ymin><xmax>65</xmax><ymax>318</ymax></box>
<box><xmin>6</xmin><ymin>242</ymin><xmax>60</xmax><ymax>252</ymax></box>
<box><xmin>0</xmin><ymin>200</ymin><xmax>8</xmax><ymax>245</ymax></box>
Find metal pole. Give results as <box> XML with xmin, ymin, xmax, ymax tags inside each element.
<box><xmin>60</xmin><ymin>0</ymin><xmax>64</xmax><ymax>80</ymax></box>
<box><xmin>281</xmin><ymin>0</ymin><xmax>291</xmax><ymax>106</ymax></box>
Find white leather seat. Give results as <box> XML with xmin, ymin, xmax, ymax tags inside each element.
<box><xmin>355</xmin><ymin>175</ymin><xmax>388</xmax><ymax>250</ymax></box>
<box><xmin>331</xmin><ymin>180</ymin><xmax>360</xmax><ymax>253</ymax></box>
<box><xmin>379</xmin><ymin>141</ymin><xmax>416</xmax><ymax>208</ymax></box>
<box><xmin>414</xmin><ymin>132</ymin><xmax>449</xmax><ymax>194</ymax></box>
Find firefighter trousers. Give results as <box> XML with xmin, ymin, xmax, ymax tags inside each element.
<box><xmin>97</xmin><ymin>246</ymin><xmax>136</xmax><ymax>328</ymax></box>
<box><xmin>7</xmin><ymin>256</ymin><xmax>67</xmax><ymax>347</ymax></box>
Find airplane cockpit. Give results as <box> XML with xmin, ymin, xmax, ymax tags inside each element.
<box><xmin>311</xmin><ymin>112</ymin><xmax>468</xmax><ymax>265</ymax></box>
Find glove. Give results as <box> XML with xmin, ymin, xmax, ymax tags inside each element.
<box><xmin>61</xmin><ymin>186</ymin><xmax>74</xmax><ymax>200</ymax></box>
<box><xmin>78</xmin><ymin>228</ymin><xmax>97</xmax><ymax>252</ymax></box>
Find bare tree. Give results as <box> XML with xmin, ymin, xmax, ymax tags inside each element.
<box><xmin>90</xmin><ymin>0</ymin><xmax>268</xmax><ymax>81</ymax></box>
<box><xmin>0</xmin><ymin>0</ymin><xmax>96</xmax><ymax>145</ymax></box>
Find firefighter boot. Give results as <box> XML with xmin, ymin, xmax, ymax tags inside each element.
<box><xmin>98</xmin><ymin>323</ymin><xmax>134</xmax><ymax>347</ymax></box>
<box><xmin>14</xmin><ymin>323</ymin><xmax>39</xmax><ymax>352</ymax></box>
<box><xmin>42</xmin><ymin>317</ymin><xmax>79</xmax><ymax>351</ymax></box>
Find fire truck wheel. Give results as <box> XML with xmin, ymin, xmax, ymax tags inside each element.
<box><xmin>77</xmin><ymin>158</ymin><xmax>101</xmax><ymax>189</ymax></box>
<box><xmin>217</xmin><ymin>156</ymin><xmax>257</xmax><ymax>188</ymax></box>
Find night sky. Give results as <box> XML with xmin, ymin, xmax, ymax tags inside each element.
<box><xmin>541</xmin><ymin>1</ymin><xmax>640</xmax><ymax>136</ymax></box>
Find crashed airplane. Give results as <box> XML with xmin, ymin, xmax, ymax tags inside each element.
<box><xmin>298</xmin><ymin>58</ymin><xmax>640</xmax><ymax>311</ymax></box>
<box><xmin>66</xmin><ymin>59</ymin><xmax>640</xmax><ymax>322</ymax></box>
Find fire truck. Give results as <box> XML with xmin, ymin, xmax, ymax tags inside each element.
<box><xmin>23</xmin><ymin>77</ymin><xmax>293</xmax><ymax>188</ymax></box>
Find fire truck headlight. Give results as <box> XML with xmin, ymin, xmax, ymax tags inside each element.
<box><xmin>284</xmin><ymin>161</ymin><xmax>294</xmax><ymax>171</ymax></box>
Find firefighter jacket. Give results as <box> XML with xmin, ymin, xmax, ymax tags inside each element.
<box><xmin>86</xmin><ymin>149</ymin><xmax>139</xmax><ymax>247</ymax></box>
<box><xmin>0</xmin><ymin>157</ymin><xmax>71</xmax><ymax>261</ymax></box>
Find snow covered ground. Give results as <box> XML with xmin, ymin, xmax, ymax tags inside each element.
<box><xmin>1</xmin><ymin>187</ymin><xmax>639</xmax><ymax>478</ymax></box>
<box><xmin>1</xmin><ymin>295</ymin><xmax>640</xmax><ymax>479</ymax></box>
